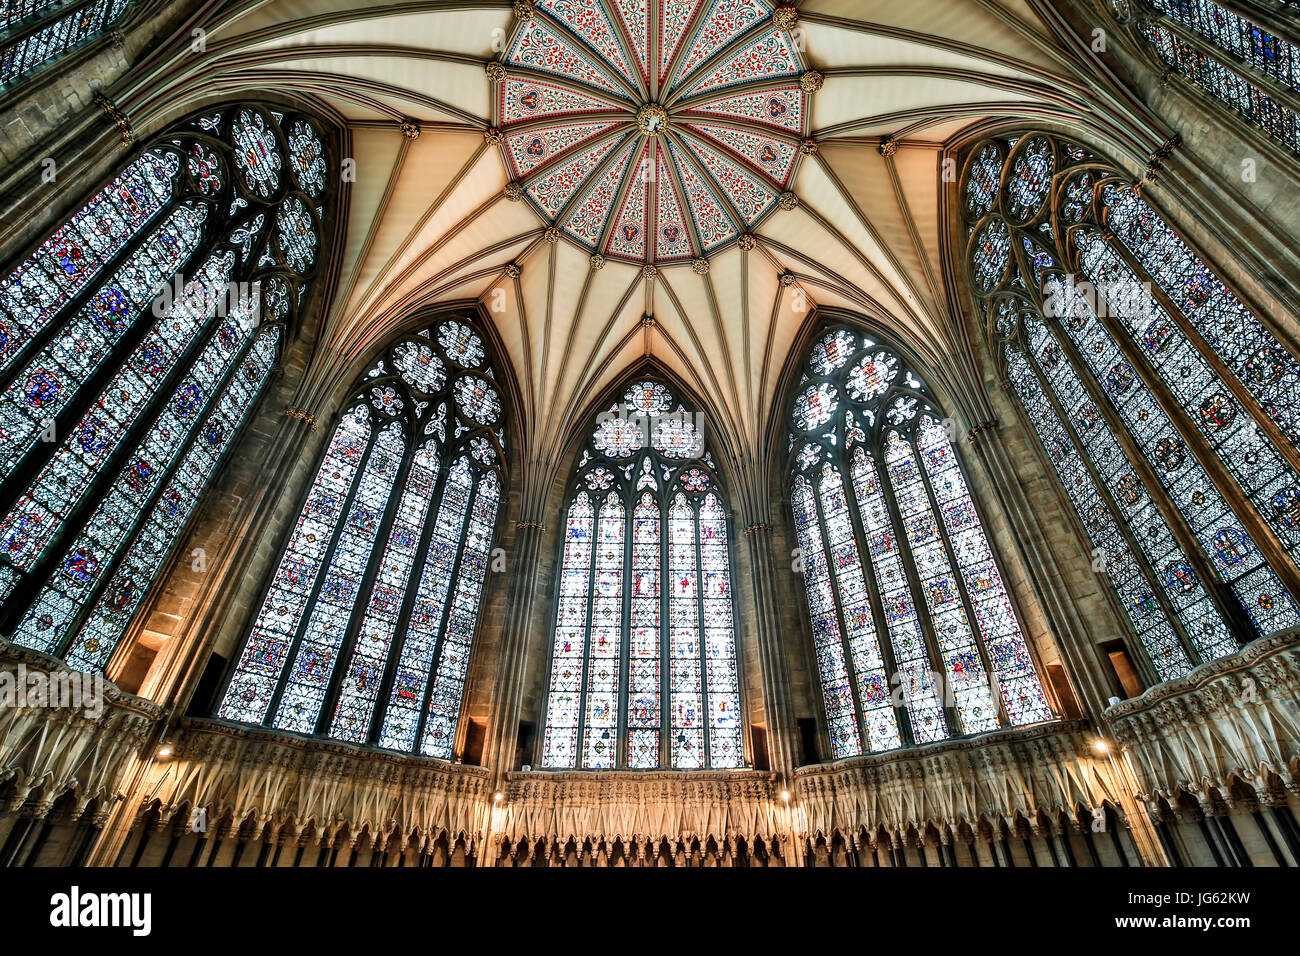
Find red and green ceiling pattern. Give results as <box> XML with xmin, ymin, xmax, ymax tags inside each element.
<box><xmin>493</xmin><ymin>0</ymin><xmax>814</xmax><ymax>265</ymax></box>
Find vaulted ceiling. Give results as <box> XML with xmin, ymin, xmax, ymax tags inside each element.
<box><xmin>132</xmin><ymin>0</ymin><xmax>1145</xmax><ymax>513</ymax></box>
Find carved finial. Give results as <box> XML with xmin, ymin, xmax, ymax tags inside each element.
<box><xmin>642</xmin><ymin>264</ymin><xmax>659</xmax><ymax>279</ymax></box>
<box><xmin>283</xmin><ymin>406</ymin><xmax>319</xmax><ymax>430</ymax></box>
<box><xmin>737</xmin><ymin>233</ymin><xmax>756</xmax><ymax>251</ymax></box>
<box><xmin>513</xmin><ymin>0</ymin><xmax>534</xmax><ymax>20</ymax></box>
<box><xmin>505</xmin><ymin>261</ymin><xmax>522</xmax><ymax>278</ymax></box>
<box><xmin>691</xmin><ymin>257</ymin><xmax>709</xmax><ymax>275</ymax></box>
<box><xmin>93</xmin><ymin>92</ymin><xmax>134</xmax><ymax>146</ymax></box>
<box><xmin>590</xmin><ymin>253</ymin><xmax>606</xmax><ymax>270</ymax></box>
<box><xmin>543</xmin><ymin>226</ymin><xmax>561</xmax><ymax>243</ymax></box>
<box><xmin>799</xmin><ymin>137</ymin><xmax>818</xmax><ymax>156</ymax></box>
<box><xmin>879</xmin><ymin>136</ymin><xmax>899</xmax><ymax>158</ymax></box>
<box><xmin>399</xmin><ymin>120</ymin><xmax>421</xmax><ymax>140</ymax></box>
<box><xmin>773</xmin><ymin>5</ymin><xmax>799</xmax><ymax>30</ymax></box>
<box><xmin>800</xmin><ymin>70</ymin><xmax>824</xmax><ymax>94</ymax></box>
<box><xmin>777</xmin><ymin>190</ymin><xmax>799</xmax><ymax>210</ymax></box>
<box><xmin>484</xmin><ymin>127</ymin><xmax>504</xmax><ymax>146</ymax></box>
<box><xmin>779</xmin><ymin>271</ymin><xmax>796</xmax><ymax>287</ymax></box>
<box><xmin>504</xmin><ymin>181</ymin><xmax>524</xmax><ymax>201</ymax></box>
<box><xmin>485</xmin><ymin>61</ymin><xmax>508</xmax><ymax>83</ymax></box>
<box><xmin>641</xmin><ymin>313</ymin><xmax>656</xmax><ymax>328</ymax></box>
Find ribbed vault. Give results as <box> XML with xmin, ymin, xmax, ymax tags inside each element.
<box><xmin>109</xmin><ymin>0</ymin><xmax>1176</xmax><ymax>519</ymax></box>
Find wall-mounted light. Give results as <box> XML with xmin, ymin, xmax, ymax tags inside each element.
<box><xmin>1093</xmin><ymin>739</ymin><xmax>1110</xmax><ymax>755</ymax></box>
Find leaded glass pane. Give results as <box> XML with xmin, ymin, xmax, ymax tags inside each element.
<box><xmin>542</xmin><ymin>493</ymin><xmax>594</xmax><ymax>768</ymax></box>
<box><xmin>789</xmin><ymin>326</ymin><xmax>1056</xmax><ymax>754</ymax></box>
<box><xmin>583</xmin><ymin>492</ymin><xmax>625</xmax><ymax>768</ymax></box>
<box><xmin>218</xmin><ymin>315</ymin><xmax>505</xmax><ymax>755</ymax></box>
<box><xmin>627</xmin><ymin>493</ymin><xmax>661</xmax><ymax>768</ymax></box>
<box><xmin>917</xmin><ymin>416</ymin><xmax>1054</xmax><ymax>725</ymax></box>
<box><xmin>541</xmin><ymin>379</ymin><xmax>742</xmax><ymax>769</ymax></box>
<box><xmin>700</xmin><ymin>493</ymin><xmax>741</xmax><ymax>767</ymax></box>
<box><xmin>0</xmin><ymin>0</ymin><xmax>131</xmax><ymax>87</ymax></box>
<box><xmin>962</xmin><ymin>130</ymin><xmax>1300</xmax><ymax>682</ymax></box>
<box><xmin>219</xmin><ymin>408</ymin><xmax>371</xmax><ymax>723</ymax></box>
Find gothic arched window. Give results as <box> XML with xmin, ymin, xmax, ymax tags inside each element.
<box><xmin>1</xmin><ymin>0</ymin><xmax>135</xmax><ymax>88</ymax></box>
<box><xmin>0</xmin><ymin>103</ymin><xmax>328</xmax><ymax>673</ymax></box>
<box><xmin>961</xmin><ymin>131</ymin><xmax>1300</xmax><ymax>685</ymax></box>
<box><xmin>788</xmin><ymin>327</ymin><xmax>1055</xmax><ymax>760</ymax></box>
<box><xmin>1114</xmin><ymin>0</ymin><xmax>1300</xmax><ymax>153</ymax></box>
<box><xmin>216</xmin><ymin>314</ymin><xmax>506</xmax><ymax>759</ymax></box>
<box><xmin>540</xmin><ymin>379</ymin><xmax>743</xmax><ymax>770</ymax></box>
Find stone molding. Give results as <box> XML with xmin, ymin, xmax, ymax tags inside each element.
<box><xmin>1104</xmin><ymin>629</ymin><xmax>1300</xmax><ymax>802</ymax></box>
<box><xmin>793</xmin><ymin>719</ymin><xmax>1122</xmax><ymax>843</ymax></box>
<box><xmin>137</xmin><ymin>718</ymin><xmax>492</xmax><ymax>853</ymax></box>
<box><xmin>0</xmin><ymin>642</ymin><xmax>162</xmax><ymax>819</ymax></box>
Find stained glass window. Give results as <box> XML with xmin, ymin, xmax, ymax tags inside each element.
<box><xmin>0</xmin><ymin>103</ymin><xmax>326</xmax><ymax>674</ymax></box>
<box><xmin>216</xmin><ymin>315</ymin><xmax>506</xmax><ymax>758</ymax></box>
<box><xmin>961</xmin><ymin>132</ymin><xmax>1300</xmax><ymax>684</ymax></box>
<box><xmin>0</xmin><ymin>0</ymin><xmax>132</xmax><ymax>87</ymax></box>
<box><xmin>540</xmin><ymin>379</ymin><xmax>743</xmax><ymax>769</ymax></box>
<box><xmin>789</xmin><ymin>326</ymin><xmax>1055</xmax><ymax>759</ymax></box>
<box><xmin>1127</xmin><ymin>1</ymin><xmax>1300</xmax><ymax>153</ymax></box>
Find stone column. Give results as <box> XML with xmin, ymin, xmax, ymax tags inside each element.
<box><xmin>740</xmin><ymin>524</ymin><xmax>800</xmax><ymax>777</ymax></box>
<box><xmin>481</xmin><ymin>522</ymin><xmax>545</xmax><ymax>778</ymax></box>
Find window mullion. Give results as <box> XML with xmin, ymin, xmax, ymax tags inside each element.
<box><xmin>313</xmin><ymin>430</ymin><xmax>418</xmax><ymax>736</ymax></box>
<box><xmin>909</xmin><ymin>429</ymin><xmax>1012</xmax><ymax>730</ymax></box>
<box><xmin>871</xmin><ymin>442</ymin><xmax>962</xmax><ymax>739</ymax></box>
<box><xmin>617</xmin><ymin>487</ymin><xmax>633</xmax><ymax>769</ymax></box>
<box><xmin>262</xmin><ymin>419</ymin><xmax>379</xmax><ymax>723</ymax></box>
<box><xmin>1013</xmin><ymin>343</ymin><xmax>1201</xmax><ymax>684</ymax></box>
<box><xmin>692</xmin><ymin>496</ymin><xmax>710</xmax><ymax>768</ymax></box>
<box><xmin>409</xmin><ymin>470</ymin><xmax>480</xmax><ymax>756</ymax></box>
<box><xmin>838</xmin><ymin>449</ymin><xmax>914</xmax><ymax>746</ymax></box>
<box><xmin>1033</xmin><ymin>306</ymin><xmax>1254</xmax><ymax>656</ymax></box>
<box><xmin>659</xmin><ymin>491</ymin><xmax>671</xmax><ymax>768</ymax></box>
<box><xmin>810</xmin><ymin>469</ymin><xmax>871</xmax><ymax>755</ymax></box>
<box><xmin>573</xmin><ymin>495</ymin><xmax>602</xmax><ymax>769</ymax></box>
<box><xmin>364</xmin><ymin>442</ymin><xmax>459</xmax><ymax>746</ymax></box>
<box><xmin>1081</xmin><ymin>284</ymin><xmax>1300</xmax><ymax>618</ymax></box>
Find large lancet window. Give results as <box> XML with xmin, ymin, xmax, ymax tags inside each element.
<box><xmin>1</xmin><ymin>0</ymin><xmax>135</xmax><ymax>88</ymax></box>
<box><xmin>961</xmin><ymin>131</ymin><xmax>1300</xmax><ymax>686</ymax></box>
<box><xmin>1113</xmin><ymin>0</ymin><xmax>1300</xmax><ymax>153</ymax></box>
<box><xmin>541</xmin><ymin>379</ymin><xmax>742</xmax><ymax>770</ymax></box>
<box><xmin>788</xmin><ymin>328</ymin><xmax>1055</xmax><ymax>760</ymax></box>
<box><xmin>0</xmin><ymin>103</ymin><xmax>327</xmax><ymax>673</ymax></box>
<box><xmin>217</xmin><ymin>315</ymin><xmax>506</xmax><ymax>759</ymax></box>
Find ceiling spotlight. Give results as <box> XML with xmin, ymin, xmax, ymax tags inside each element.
<box><xmin>156</xmin><ymin>745</ymin><xmax>172</xmax><ymax>758</ymax></box>
<box><xmin>781</xmin><ymin>790</ymin><xmax>790</xmax><ymax>802</ymax></box>
<box><xmin>1093</xmin><ymin>739</ymin><xmax>1110</xmax><ymax>754</ymax></box>
<box><xmin>493</xmin><ymin>792</ymin><xmax>503</xmax><ymax>802</ymax></box>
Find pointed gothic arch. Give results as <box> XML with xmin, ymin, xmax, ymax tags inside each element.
<box><xmin>538</xmin><ymin>370</ymin><xmax>745</xmax><ymax>770</ymax></box>
<box><xmin>960</xmin><ymin>129</ymin><xmax>1300</xmax><ymax>687</ymax></box>
<box><xmin>782</xmin><ymin>319</ymin><xmax>1057</xmax><ymax>759</ymax></box>
<box><xmin>0</xmin><ymin>101</ymin><xmax>333</xmax><ymax>673</ymax></box>
<box><xmin>215</xmin><ymin>309</ymin><xmax>509</xmax><ymax>757</ymax></box>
